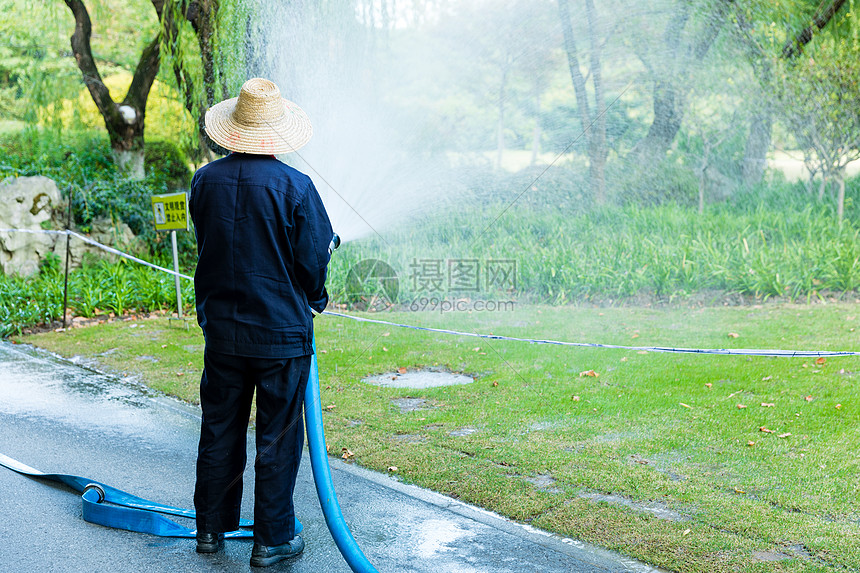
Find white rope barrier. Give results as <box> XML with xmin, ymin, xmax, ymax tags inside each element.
<box><xmin>4</xmin><ymin>228</ymin><xmax>860</xmax><ymax>358</ymax></box>
<box><xmin>0</xmin><ymin>228</ymin><xmax>193</xmax><ymax>281</ymax></box>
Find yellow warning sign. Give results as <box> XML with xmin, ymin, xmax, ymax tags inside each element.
<box><xmin>151</xmin><ymin>192</ymin><xmax>189</xmax><ymax>231</ymax></box>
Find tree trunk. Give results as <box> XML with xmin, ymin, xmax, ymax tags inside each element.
<box><xmin>114</xmin><ymin>149</ymin><xmax>145</xmax><ymax>179</ymax></box>
<box><xmin>630</xmin><ymin>0</ymin><xmax>730</xmax><ymax>166</ymax></box>
<box><xmin>558</xmin><ymin>0</ymin><xmax>606</xmax><ymax>203</ymax></box>
<box><xmin>584</xmin><ymin>0</ymin><xmax>605</xmax><ymax>203</ymax></box>
<box><xmin>168</xmin><ymin>0</ymin><xmax>228</xmax><ymax>156</ymax></box>
<box><xmin>837</xmin><ymin>171</ymin><xmax>845</xmax><ymax>223</ymax></box>
<box><xmin>741</xmin><ymin>111</ymin><xmax>772</xmax><ymax>187</ymax></box>
<box><xmin>496</xmin><ymin>68</ymin><xmax>507</xmax><ymax>170</ymax></box>
<box><xmin>64</xmin><ymin>0</ymin><xmax>162</xmax><ymax>178</ymax></box>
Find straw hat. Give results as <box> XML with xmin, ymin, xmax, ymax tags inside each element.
<box><xmin>204</xmin><ymin>78</ymin><xmax>312</xmax><ymax>154</ymax></box>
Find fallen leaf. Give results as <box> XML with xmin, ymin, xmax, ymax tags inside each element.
<box><xmin>727</xmin><ymin>332</ymin><xmax>740</xmax><ymax>338</ymax></box>
<box><xmin>631</xmin><ymin>333</ymin><xmax>640</xmax><ymax>339</ymax></box>
<box><xmin>735</xmin><ymin>487</ymin><xmax>746</xmax><ymax>493</ymax></box>
<box><xmin>620</xmin><ymin>357</ymin><xmax>628</xmax><ymax>362</ymax></box>
<box><xmin>805</xmin><ymin>395</ymin><xmax>814</xmax><ymax>402</ymax></box>
<box><xmin>492</xmin><ymin>381</ymin><xmax>499</xmax><ymax>387</ymax></box>
<box><xmin>382</xmin><ymin>347</ymin><xmax>389</xmax><ymax>352</ymax></box>
<box><xmin>746</xmin><ymin>442</ymin><xmax>755</xmax><ymax>447</ymax></box>
<box><xmin>761</xmin><ymin>376</ymin><xmax>772</xmax><ymax>381</ymax></box>
<box><xmin>835</xmin><ymin>403</ymin><xmax>842</xmax><ymax>410</ymax></box>
<box><xmin>778</xmin><ymin>433</ymin><xmax>792</xmax><ymax>439</ymax></box>
<box><xmin>680</xmin><ymin>403</ymin><xmax>692</xmax><ymax>409</ymax></box>
<box><xmin>761</xmin><ymin>402</ymin><xmax>775</xmax><ymax>407</ymax></box>
<box><xmin>320</xmin><ymin>349</ymin><xmax>328</xmax><ymax>354</ymax></box>
<box><xmin>398</xmin><ymin>367</ymin><xmax>407</xmax><ymax>374</ymax></box>
<box><xmin>382</xmin><ymin>332</ymin><xmax>390</xmax><ymax>337</ymax></box>
<box><xmin>759</xmin><ymin>426</ymin><xmax>775</xmax><ymax>433</ymax></box>
<box><xmin>637</xmin><ymin>350</ymin><xmax>648</xmax><ymax>355</ymax></box>
<box><xmin>176</xmin><ymin>372</ymin><xmax>184</xmax><ymax>377</ymax></box>
<box><xmin>187</xmin><ymin>361</ymin><xmax>193</xmax><ymax>366</ymax></box>
<box><xmin>341</xmin><ymin>448</ymin><xmax>354</xmax><ymax>460</ymax></box>
<box><xmin>325</xmin><ymin>404</ymin><xmax>336</xmax><ymax>411</ymax></box>
<box><xmin>815</xmin><ymin>357</ymin><xmax>826</xmax><ymax>365</ymax></box>
<box><xmin>472</xmin><ymin>347</ymin><xmax>481</xmax><ymax>352</ymax></box>
<box><xmin>571</xmin><ymin>395</ymin><xmax>580</xmax><ymax>401</ymax></box>
<box><xmin>737</xmin><ymin>404</ymin><xmax>747</xmax><ymax>409</ymax></box>
<box><xmin>682</xmin><ymin>529</ymin><xmax>691</xmax><ymax>536</ymax></box>
<box><xmin>579</xmin><ymin>370</ymin><xmax>599</xmax><ymax>378</ymax></box>
<box><xmin>161</xmin><ymin>344</ymin><xmax>168</xmax><ymax>349</ymax></box>
<box><xmin>387</xmin><ymin>466</ymin><xmax>398</xmax><ymax>472</ymax></box>
<box><xmin>705</xmin><ymin>383</ymin><xmax>713</xmax><ymax>389</ymax></box>
<box><xmin>802</xmin><ymin>363</ymin><xmax>809</xmax><ymax>368</ymax></box>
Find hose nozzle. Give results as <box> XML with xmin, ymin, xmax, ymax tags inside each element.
<box><xmin>328</xmin><ymin>232</ymin><xmax>341</xmax><ymax>254</ymax></box>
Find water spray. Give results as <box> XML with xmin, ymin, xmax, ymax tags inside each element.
<box><xmin>305</xmin><ymin>231</ymin><xmax>378</xmax><ymax>573</ymax></box>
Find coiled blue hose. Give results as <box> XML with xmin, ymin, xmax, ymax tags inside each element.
<box><xmin>304</xmin><ymin>335</ymin><xmax>378</xmax><ymax>573</ymax></box>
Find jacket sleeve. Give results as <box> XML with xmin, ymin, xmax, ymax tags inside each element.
<box><xmin>291</xmin><ymin>180</ymin><xmax>333</xmax><ymax>314</ymax></box>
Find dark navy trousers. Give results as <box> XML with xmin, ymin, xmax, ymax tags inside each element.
<box><xmin>194</xmin><ymin>349</ymin><xmax>311</xmax><ymax>546</ymax></box>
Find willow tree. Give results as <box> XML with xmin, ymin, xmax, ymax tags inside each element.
<box><xmin>160</xmin><ymin>0</ymin><xmax>255</xmax><ymax>158</ymax></box>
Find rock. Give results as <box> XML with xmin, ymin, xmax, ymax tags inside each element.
<box><xmin>0</xmin><ymin>176</ymin><xmax>63</xmax><ymax>276</ymax></box>
<box><xmin>0</xmin><ymin>176</ymin><xmax>141</xmax><ymax>277</ymax></box>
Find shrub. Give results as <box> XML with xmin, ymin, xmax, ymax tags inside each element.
<box><xmin>145</xmin><ymin>140</ymin><xmax>192</xmax><ymax>190</ymax></box>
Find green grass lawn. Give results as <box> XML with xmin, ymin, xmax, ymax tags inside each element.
<box><xmin>16</xmin><ymin>303</ymin><xmax>860</xmax><ymax>573</ymax></box>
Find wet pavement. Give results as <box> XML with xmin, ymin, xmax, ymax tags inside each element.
<box><xmin>0</xmin><ymin>341</ymin><xmax>663</xmax><ymax>572</ymax></box>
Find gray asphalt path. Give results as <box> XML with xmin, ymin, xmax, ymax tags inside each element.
<box><xmin>0</xmin><ymin>341</ymin><xmax>663</xmax><ymax>573</ymax></box>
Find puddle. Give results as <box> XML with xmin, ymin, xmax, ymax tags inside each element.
<box><xmin>391</xmin><ymin>398</ymin><xmax>432</xmax><ymax>413</ymax></box>
<box><xmin>752</xmin><ymin>550</ymin><xmax>792</xmax><ymax>562</ymax></box>
<box><xmin>578</xmin><ymin>491</ymin><xmax>691</xmax><ymax>522</ymax></box>
<box><xmin>364</xmin><ymin>370</ymin><xmax>473</xmax><ymax>389</ymax></box>
<box><xmin>391</xmin><ymin>434</ymin><xmax>426</xmax><ymax>444</ymax></box>
<box><xmin>414</xmin><ymin>519</ymin><xmax>475</xmax><ymax>560</ymax></box>
<box><xmin>448</xmin><ymin>427</ymin><xmax>478</xmax><ymax>437</ymax></box>
<box><xmin>523</xmin><ymin>474</ymin><xmax>562</xmax><ymax>494</ymax></box>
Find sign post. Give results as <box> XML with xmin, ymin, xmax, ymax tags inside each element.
<box><xmin>151</xmin><ymin>192</ymin><xmax>189</xmax><ymax>319</ymax></box>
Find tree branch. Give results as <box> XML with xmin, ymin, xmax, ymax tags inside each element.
<box><xmin>781</xmin><ymin>0</ymin><xmax>848</xmax><ymax>59</ymax></box>
<box><xmin>558</xmin><ymin>0</ymin><xmax>592</xmax><ymax>125</ymax></box>
<box><xmin>63</xmin><ymin>0</ymin><xmax>121</xmax><ymax>127</ymax></box>
<box><xmin>125</xmin><ymin>35</ymin><xmax>161</xmax><ymax>112</ymax></box>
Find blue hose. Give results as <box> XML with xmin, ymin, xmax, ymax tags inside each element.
<box><xmin>304</xmin><ymin>335</ymin><xmax>378</xmax><ymax>573</ymax></box>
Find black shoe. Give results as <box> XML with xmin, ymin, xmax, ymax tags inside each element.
<box><xmin>196</xmin><ymin>532</ymin><xmax>225</xmax><ymax>553</ymax></box>
<box><xmin>250</xmin><ymin>535</ymin><xmax>305</xmax><ymax>567</ymax></box>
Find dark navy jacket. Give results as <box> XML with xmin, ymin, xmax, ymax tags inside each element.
<box><xmin>190</xmin><ymin>153</ymin><xmax>332</xmax><ymax>358</ymax></box>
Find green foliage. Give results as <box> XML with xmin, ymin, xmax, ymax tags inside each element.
<box><xmin>144</xmin><ymin>140</ymin><xmax>192</xmax><ymax>190</ymax></box>
<box><xmin>328</xmin><ymin>172</ymin><xmax>860</xmax><ymax>306</ymax></box>
<box><xmin>0</xmin><ymin>129</ymin><xmax>196</xmax><ymax>258</ymax></box>
<box><xmin>610</xmin><ymin>159</ymin><xmax>700</xmax><ymax>207</ymax></box>
<box><xmin>0</xmin><ymin>257</ymin><xmax>190</xmax><ymax>336</ymax></box>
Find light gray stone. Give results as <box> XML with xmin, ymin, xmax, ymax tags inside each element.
<box><xmin>0</xmin><ymin>176</ymin><xmax>62</xmax><ymax>276</ymax></box>
<box><xmin>0</xmin><ymin>176</ymin><xmax>141</xmax><ymax>276</ymax></box>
